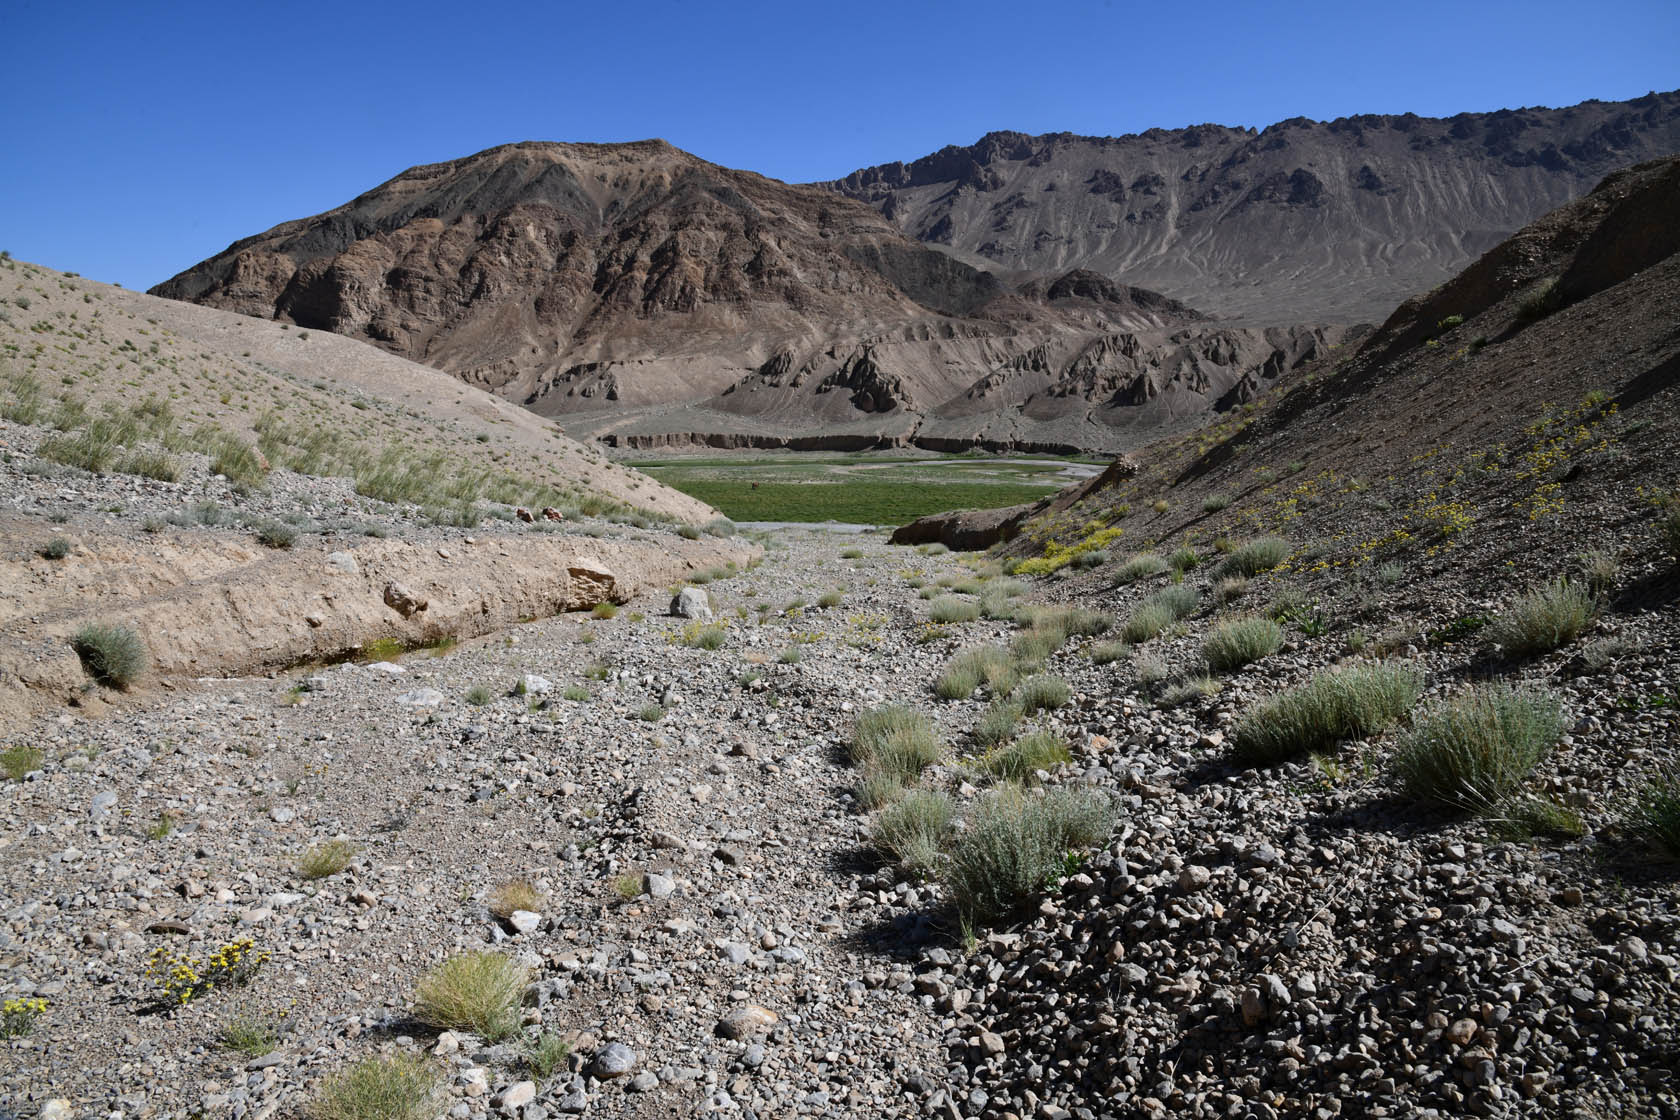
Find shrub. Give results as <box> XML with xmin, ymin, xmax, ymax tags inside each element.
<box><xmin>936</xmin><ymin>646</ymin><xmax>1017</xmax><ymax>700</ymax></box>
<box><xmin>1515</xmin><ymin>276</ymin><xmax>1560</xmax><ymax>322</ymax></box>
<box><xmin>1122</xmin><ymin>603</ymin><xmax>1173</xmax><ymax>644</ymax></box>
<box><xmin>146</xmin><ymin>938</ymin><xmax>268</xmax><ymax>1004</ymax></box>
<box><xmin>840</xmin><ymin>547</ymin><xmax>864</xmax><ymax>560</ymax></box>
<box><xmin>1231</xmin><ymin>662</ymin><xmax>1423</xmax><ymax>765</ymax></box>
<box><xmin>981</xmin><ymin>731</ymin><xmax>1071</xmax><ymax>783</ymax></box>
<box><xmin>41</xmin><ymin>536</ymin><xmax>71</xmax><ymax>559</ymax></box>
<box><xmin>523</xmin><ymin>1032</ymin><xmax>573</xmax><ymax>1081</ymax></box>
<box><xmin>636</xmin><ymin>703</ymin><xmax>665</xmax><ymax>722</ymax></box>
<box><xmin>677</xmin><ymin>524</ymin><xmax>702</xmax><ymax>540</ymax></box>
<box><xmin>71</xmin><ymin>622</ymin><xmax>146</xmax><ymax>688</ymax></box>
<box><xmin>1034</xmin><ymin>606</ymin><xmax>1111</xmax><ymax>639</ymax></box>
<box><xmin>852</xmin><ymin>705</ymin><xmax>939</xmax><ymax>781</ymax></box>
<box><xmin>1010</xmin><ymin>628</ymin><xmax>1061</xmax><ymax>668</ymax></box>
<box><xmin>1113</xmin><ymin>553</ymin><xmax>1168</xmax><ymax>585</ymax></box>
<box><xmin>0</xmin><ymin>997</ymin><xmax>47</xmax><ymax>1040</ymax></box>
<box><xmin>1131</xmin><ymin>650</ymin><xmax>1168</xmax><ymax>691</ymax></box>
<box><xmin>489</xmin><ymin>879</ymin><xmax>543</xmax><ymax>919</ymax></box>
<box><xmin>817</xmin><ymin>589</ymin><xmax>845</xmax><ymax>609</ymax></box>
<box><xmin>1088</xmin><ymin>641</ymin><xmax>1129</xmax><ymax>665</ymax></box>
<box><xmin>1390</xmin><ymin>684</ymin><xmax>1565</xmax><ymax>811</ymax></box>
<box><xmin>298</xmin><ymin>840</ymin><xmax>356</xmax><ymax>880</ymax></box>
<box><xmin>1579</xmin><ymin>551</ymin><xmax>1619</xmax><ymax>599</ymax></box>
<box><xmin>1213</xmin><ymin>576</ymin><xmax>1248</xmax><ymax>605</ymax></box>
<box><xmin>777</xmin><ymin>647</ymin><xmax>803</xmax><ymax>665</ymax></box>
<box><xmin>219</xmin><ymin>1012</ymin><xmax>280</xmax><ymax>1056</ymax></box>
<box><xmin>464</xmin><ymin>685</ymin><xmax>492</xmax><ymax>706</ymax></box>
<box><xmin>307</xmin><ymin>1053</ymin><xmax>440</xmax><ymax>1120</ymax></box>
<box><xmin>1489</xmin><ymin>578</ymin><xmax>1595</xmax><ymax>657</ymax></box>
<box><xmin>591</xmin><ymin>602</ymin><xmax>617</xmax><ymax>620</ymax></box>
<box><xmin>872</xmin><ymin>790</ymin><xmax>956</xmax><ymax>877</ymax></box>
<box><xmin>412</xmin><ymin>951</ymin><xmax>528</xmax><ymax>1041</ymax></box>
<box><xmin>2</xmin><ymin>744</ymin><xmax>44</xmax><ymax>781</ymax></box>
<box><xmin>929</xmin><ymin>596</ymin><xmax>981</xmax><ymax>624</ymax></box>
<box><xmin>1168</xmin><ymin>545</ymin><xmax>1200</xmax><ymax>572</ymax></box>
<box><xmin>1151</xmin><ymin>498</ymin><xmax>1169</xmax><ymax>513</ymax></box>
<box><xmin>1158</xmin><ymin>676</ymin><xmax>1221</xmax><ymax>709</ymax></box>
<box><xmin>254</xmin><ymin>521</ymin><xmax>297</xmax><ymax>549</ymax></box>
<box><xmin>1201</xmin><ymin>494</ymin><xmax>1231</xmax><ymax>513</ymax></box>
<box><xmin>917</xmin><ymin>542</ymin><xmax>949</xmax><ymax>555</ymax></box>
<box><xmin>944</xmin><ymin>787</ymin><xmax>1114</xmax><ymax>923</ymax></box>
<box><xmin>1014</xmin><ymin>674</ymin><xmax>1071</xmax><ymax>714</ymax></box>
<box><xmin>1220</xmin><ymin>536</ymin><xmax>1291</xmax><ymax>577</ymax></box>
<box><xmin>1627</xmin><ymin>773</ymin><xmax>1680</xmax><ymax>859</ymax></box>
<box><xmin>1203</xmin><ymin>617</ymin><xmax>1284</xmax><ymax>672</ymax></box>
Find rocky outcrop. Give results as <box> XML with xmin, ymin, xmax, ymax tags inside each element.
<box><xmin>889</xmin><ymin>503</ymin><xmax>1035</xmax><ymax>551</ymax></box>
<box><xmin>823</xmin><ymin>91</ymin><xmax>1680</xmax><ymax>323</ymax></box>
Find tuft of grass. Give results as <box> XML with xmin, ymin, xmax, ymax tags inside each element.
<box><xmin>928</xmin><ymin>596</ymin><xmax>981</xmax><ymax>624</ymax></box>
<box><xmin>1627</xmin><ymin>773</ymin><xmax>1680</xmax><ymax>859</ymax></box>
<box><xmin>817</xmin><ymin>589</ymin><xmax>845</xmax><ymax>608</ymax></box>
<box><xmin>70</xmin><ymin>622</ymin><xmax>146</xmax><ymax>688</ymax></box>
<box><xmin>1203</xmin><ymin>616</ymin><xmax>1284</xmax><ymax>673</ymax></box>
<box><xmin>219</xmin><ymin>1012</ymin><xmax>281</xmax><ymax>1057</ymax></box>
<box><xmin>590</xmin><ymin>602</ymin><xmax>618</xmax><ymax>620</ymax></box>
<box><xmin>636</xmin><ymin>702</ymin><xmax>665</xmax><ymax>723</ymax></box>
<box><xmin>1112</xmin><ymin>553</ymin><xmax>1168</xmax><ymax>585</ymax></box>
<box><xmin>1121</xmin><ymin>585</ymin><xmax>1197</xmax><ymax>643</ymax></box>
<box><xmin>523</xmin><ymin>1032</ymin><xmax>573</xmax><ymax>1081</ymax></box>
<box><xmin>298</xmin><ymin>839</ymin><xmax>356</xmax><ymax>881</ymax></box>
<box><xmin>1489</xmin><ymin>795</ymin><xmax>1586</xmax><ymax>842</ymax></box>
<box><xmin>1489</xmin><ymin>578</ymin><xmax>1596</xmax><ymax>658</ymax></box>
<box><xmin>1231</xmin><ymin>662</ymin><xmax>1423</xmax><ymax>765</ymax></box>
<box><xmin>1201</xmin><ymin>494</ymin><xmax>1231</xmax><ymax>513</ymax></box>
<box><xmin>981</xmin><ymin>731</ymin><xmax>1071</xmax><ymax>784</ymax></box>
<box><xmin>489</xmin><ymin>879</ymin><xmax>544</xmax><ymax>919</ymax></box>
<box><xmin>872</xmin><ymin>790</ymin><xmax>956</xmax><ymax>877</ymax></box>
<box><xmin>1219</xmin><ymin>536</ymin><xmax>1291</xmax><ymax>577</ymax></box>
<box><xmin>1132</xmin><ymin>650</ymin><xmax>1168</xmax><ymax>692</ymax></box>
<box><xmin>1213</xmin><ymin>576</ymin><xmax>1248</xmax><ymax>605</ymax></box>
<box><xmin>840</xmin><ymin>547</ymin><xmax>864</xmax><ymax>560</ymax></box>
<box><xmin>561</xmin><ymin>684</ymin><xmax>589</xmax><ymax>702</ymax></box>
<box><xmin>41</xmin><ymin>536</ymin><xmax>71</xmax><ymax>560</ymax></box>
<box><xmin>853</xmin><ymin>769</ymin><xmax>905</xmax><ymax>811</ymax></box>
<box><xmin>1515</xmin><ymin>276</ymin><xmax>1561</xmax><ymax>322</ymax></box>
<box><xmin>936</xmin><ymin>646</ymin><xmax>1017</xmax><ymax>700</ymax></box>
<box><xmin>974</xmin><ymin>697</ymin><xmax>1024</xmax><ymax>748</ymax></box>
<box><xmin>1168</xmin><ymin>546</ymin><xmax>1200</xmax><ymax>572</ymax></box>
<box><xmin>1088</xmin><ymin>640</ymin><xmax>1129</xmax><ymax>665</ymax></box>
<box><xmin>1578</xmin><ymin>551</ymin><xmax>1619</xmax><ymax>600</ymax></box>
<box><xmin>944</xmin><ymin>787</ymin><xmax>1114</xmax><ymax>924</ymax></box>
<box><xmin>1014</xmin><ymin>674</ymin><xmax>1071</xmax><ymax>714</ymax></box>
<box><xmin>777</xmin><ymin>646</ymin><xmax>803</xmax><ymax>665</ymax></box>
<box><xmin>679</xmin><ymin>621</ymin><xmax>728</xmax><ymax>650</ymax></box>
<box><xmin>412</xmin><ymin>951</ymin><xmax>529</xmax><ymax>1041</ymax></box>
<box><xmin>464</xmin><ymin>685</ymin><xmax>492</xmax><ymax>706</ymax></box>
<box><xmin>307</xmin><ymin>1053</ymin><xmax>439</xmax><ymax>1120</ymax></box>
<box><xmin>2</xmin><ymin>744</ymin><xmax>45</xmax><ymax>781</ymax></box>
<box><xmin>1390</xmin><ymin>684</ymin><xmax>1565</xmax><ymax>812</ymax></box>
<box><xmin>1157</xmin><ymin>675</ymin><xmax>1221</xmax><ymax>709</ymax></box>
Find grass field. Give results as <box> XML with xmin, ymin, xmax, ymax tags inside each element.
<box><xmin>626</xmin><ymin>455</ymin><xmax>1092</xmax><ymax>524</ymax></box>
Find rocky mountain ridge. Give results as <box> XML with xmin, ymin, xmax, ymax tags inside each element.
<box><xmin>152</xmin><ymin>142</ymin><xmax>1352</xmax><ymax>456</ymax></box>
<box><xmin>822</xmin><ymin>90</ymin><xmax>1680</xmax><ymax>322</ymax></box>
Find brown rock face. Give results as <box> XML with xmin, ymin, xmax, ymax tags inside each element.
<box><xmin>152</xmin><ymin>141</ymin><xmax>1351</xmax><ymax>455</ymax></box>
<box><xmin>822</xmin><ymin>91</ymin><xmax>1680</xmax><ymax>323</ymax></box>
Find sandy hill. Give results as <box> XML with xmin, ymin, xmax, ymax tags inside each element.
<box><xmin>823</xmin><ymin>90</ymin><xmax>1680</xmax><ymax>323</ymax></box>
<box><xmin>151</xmin><ymin>141</ymin><xmax>1353</xmax><ymax>456</ymax></box>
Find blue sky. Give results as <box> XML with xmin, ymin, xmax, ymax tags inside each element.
<box><xmin>3</xmin><ymin>0</ymin><xmax>1676</xmax><ymax>289</ymax></box>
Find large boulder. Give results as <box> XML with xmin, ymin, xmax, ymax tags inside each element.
<box><xmin>568</xmin><ymin>555</ymin><xmax>619</xmax><ymax>606</ymax></box>
<box><xmin>889</xmin><ymin>503</ymin><xmax>1034</xmax><ymax>551</ymax></box>
<box><xmin>671</xmin><ymin>586</ymin><xmax>713</xmax><ymax>620</ymax></box>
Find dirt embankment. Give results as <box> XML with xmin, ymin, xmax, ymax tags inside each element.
<box><xmin>0</xmin><ymin>522</ymin><xmax>756</xmax><ymax>732</ymax></box>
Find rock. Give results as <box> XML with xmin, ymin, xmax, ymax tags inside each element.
<box><xmin>383</xmin><ymin>581</ymin><xmax>428</xmax><ymax>617</ymax></box>
<box><xmin>302</xmin><ymin>675</ymin><xmax>328</xmax><ymax>692</ymax></box>
<box><xmin>498</xmin><ymin>1082</ymin><xmax>536</xmax><ymax>1112</ymax></box>
<box><xmin>367</xmin><ymin>661</ymin><xmax>407</xmax><ymax>676</ymax></box>
<box><xmin>1446</xmin><ymin>1018</ymin><xmax>1478</xmax><ymax>1046</ymax></box>
<box><xmin>268</xmin><ymin>805</ymin><xmax>295</xmax><ymax>824</ymax></box>
<box><xmin>1177</xmin><ymin>865</ymin><xmax>1212</xmax><ymax>893</ymax></box>
<box><xmin>671</xmin><ymin>586</ymin><xmax>712</xmax><ymax>621</ymax></box>
<box><xmin>506</xmin><ymin>910</ymin><xmax>542</xmax><ymax>935</ymax></box>
<box><xmin>628</xmin><ymin>1071</ymin><xmax>658</xmax><ymax>1092</ymax></box>
<box><xmin>643</xmin><ymin>873</ymin><xmax>675</xmax><ymax>899</ymax></box>
<box><xmin>90</xmin><ymin>790</ymin><xmax>117</xmax><ymax>816</ymax></box>
<box><xmin>741</xmin><ymin>1043</ymin><xmax>766</xmax><ymax>1069</ymax></box>
<box><xmin>1241</xmin><ymin>986</ymin><xmax>1268</xmax><ymax>1026</ymax></box>
<box><xmin>39</xmin><ymin>1101</ymin><xmax>72</xmax><ymax>1120</ymax></box>
<box><xmin>590</xmin><ymin>1042</ymin><xmax>637</xmax><ymax>1079</ymax></box>
<box><xmin>325</xmin><ymin>551</ymin><xmax>358</xmax><ymax>574</ymax></box>
<box><xmin>716</xmin><ymin>1005</ymin><xmax>778</xmax><ymax>1040</ymax></box>
<box><xmin>569</xmin><ymin>556</ymin><xmax>617</xmax><ymax>607</ymax></box>
<box><xmin>542</xmin><ymin>507</ymin><xmax>564</xmax><ymax>522</ymax></box>
<box><xmin>396</xmin><ymin>687</ymin><xmax>446</xmax><ymax>707</ymax></box>
<box><xmin>554</xmin><ymin>1080</ymin><xmax>588</xmax><ymax>1113</ymax></box>
<box><xmin>520</xmin><ymin>675</ymin><xmax>553</xmax><ymax>696</ymax></box>
<box><xmin>246</xmin><ymin>1051</ymin><xmax>287</xmax><ymax>1071</ymax></box>
<box><xmin>978</xmin><ymin>1030</ymin><xmax>1006</xmax><ymax>1056</ymax></box>
<box><xmin>516</xmin><ymin>507</ymin><xmax>535</xmax><ymax>523</ymax></box>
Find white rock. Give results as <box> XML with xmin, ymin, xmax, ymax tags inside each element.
<box><xmin>325</xmin><ymin>551</ymin><xmax>358</xmax><ymax>574</ymax></box>
<box><xmin>396</xmin><ymin>687</ymin><xmax>446</xmax><ymax>707</ymax></box>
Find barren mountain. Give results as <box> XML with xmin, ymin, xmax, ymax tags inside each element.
<box><xmin>823</xmin><ymin>90</ymin><xmax>1680</xmax><ymax>323</ymax></box>
<box><xmin>152</xmin><ymin>142</ymin><xmax>1351</xmax><ymax>456</ymax></box>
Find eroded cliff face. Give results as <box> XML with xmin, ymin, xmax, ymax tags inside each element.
<box><xmin>153</xmin><ymin>141</ymin><xmax>1350</xmax><ymax>455</ymax></box>
<box><xmin>821</xmin><ymin>91</ymin><xmax>1680</xmax><ymax>323</ymax></box>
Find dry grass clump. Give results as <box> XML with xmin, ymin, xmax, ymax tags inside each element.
<box><xmin>817</xmin><ymin>589</ymin><xmax>845</xmax><ymax>608</ymax></box>
<box><xmin>412</xmin><ymin>952</ymin><xmax>529</xmax><ymax>1041</ymax></box>
<box><xmin>307</xmin><ymin>1053</ymin><xmax>439</xmax><ymax>1120</ymax></box>
<box><xmin>1389</xmin><ymin>684</ymin><xmax>1565</xmax><ymax>812</ymax></box>
<box><xmin>1213</xmin><ymin>576</ymin><xmax>1248</xmax><ymax>605</ymax></box>
<box><xmin>936</xmin><ymin>646</ymin><xmax>1017</xmax><ymax>700</ymax></box>
<box><xmin>1088</xmin><ymin>641</ymin><xmax>1129</xmax><ymax>665</ymax></box>
<box><xmin>2</xmin><ymin>745</ymin><xmax>44</xmax><ymax>781</ymax></box>
<box><xmin>929</xmin><ymin>596</ymin><xmax>981</xmax><ymax>624</ymax></box>
<box><xmin>974</xmin><ymin>697</ymin><xmax>1025</xmax><ymax>748</ymax></box>
<box><xmin>981</xmin><ymin>731</ymin><xmax>1072</xmax><ymax>784</ymax></box>
<box><xmin>852</xmin><ymin>705</ymin><xmax>940</xmax><ymax>782</ymax></box>
<box><xmin>1627</xmin><ymin>773</ymin><xmax>1680</xmax><ymax>859</ymax></box>
<box><xmin>71</xmin><ymin>622</ymin><xmax>147</xmax><ymax>688</ymax></box>
<box><xmin>1203</xmin><ymin>616</ymin><xmax>1284</xmax><ymax>673</ymax></box>
<box><xmin>298</xmin><ymin>839</ymin><xmax>357</xmax><ymax>881</ymax></box>
<box><xmin>590</xmin><ymin>602</ymin><xmax>618</xmax><ymax>620</ymax></box>
<box><xmin>488</xmin><ymin>879</ymin><xmax>544</xmax><ymax>919</ymax></box>
<box><xmin>853</xmin><ymin>770</ymin><xmax>906</xmax><ymax>811</ymax></box>
<box><xmin>1219</xmin><ymin>536</ymin><xmax>1291</xmax><ymax>577</ymax></box>
<box><xmin>1113</xmin><ymin>553</ymin><xmax>1168</xmax><ymax>585</ymax></box>
<box><xmin>1157</xmin><ymin>675</ymin><xmax>1221</xmax><ymax>709</ymax></box>
<box><xmin>1014</xmin><ymin>674</ymin><xmax>1072</xmax><ymax>714</ymax></box>
<box><xmin>872</xmin><ymin>790</ymin><xmax>956</xmax><ymax>878</ymax></box>
<box><xmin>1489</xmin><ymin>578</ymin><xmax>1596</xmax><ymax>658</ymax></box>
<box><xmin>1122</xmin><ymin>585</ymin><xmax>1198</xmax><ymax>643</ymax></box>
<box><xmin>1231</xmin><ymin>662</ymin><xmax>1423</xmax><ymax>765</ymax></box>
<box><xmin>679</xmin><ymin>621</ymin><xmax>728</xmax><ymax>650</ymax></box>
<box><xmin>944</xmin><ymin>787</ymin><xmax>1114</xmax><ymax>924</ymax></box>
